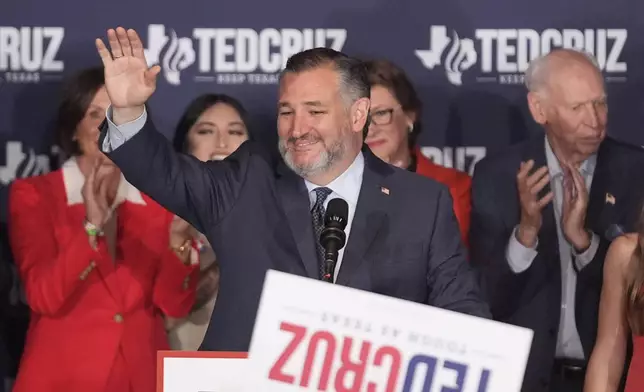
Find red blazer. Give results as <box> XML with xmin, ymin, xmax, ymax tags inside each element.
<box><xmin>414</xmin><ymin>147</ymin><xmax>472</xmax><ymax>247</ymax></box>
<box><xmin>8</xmin><ymin>159</ymin><xmax>198</xmax><ymax>392</ymax></box>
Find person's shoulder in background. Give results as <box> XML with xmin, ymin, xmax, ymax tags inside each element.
<box><xmin>414</xmin><ymin>149</ymin><xmax>471</xmax><ymax>191</ymax></box>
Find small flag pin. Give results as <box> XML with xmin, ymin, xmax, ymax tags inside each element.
<box><xmin>381</xmin><ymin>187</ymin><xmax>390</xmax><ymax>195</ymax></box>
<box><xmin>605</xmin><ymin>193</ymin><xmax>616</xmax><ymax>205</ymax></box>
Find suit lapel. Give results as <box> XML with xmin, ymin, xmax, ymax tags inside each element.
<box><xmin>276</xmin><ymin>164</ymin><xmax>319</xmax><ymax>278</ymax></box>
<box><xmin>336</xmin><ymin>148</ymin><xmax>393</xmax><ymax>286</ymax></box>
<box><xmin>586</xmin><ymin>142</ymin><xmax>612</xmax><ymax>234</ymax></box>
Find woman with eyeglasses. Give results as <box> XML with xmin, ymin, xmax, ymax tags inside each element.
<box><xmin>363</xmin><ymin>59</ymin><xmax>471</xmax><ymax>246</ymax></box>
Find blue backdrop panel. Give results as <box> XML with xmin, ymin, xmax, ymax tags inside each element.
<box><xmin>1</xmin><ymin>0</ymin><xmax>644</xmax><ymax>224</ymax></box>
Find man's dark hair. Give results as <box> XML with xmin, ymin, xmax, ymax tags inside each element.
<box><xmin>281</xmin><ymin>48</ymin><xmax>371</xmax><ymax>137</ymax></box>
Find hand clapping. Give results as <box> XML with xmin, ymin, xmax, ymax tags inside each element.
<box><xmin>82</xmin><ymin>158</ymin><xmax>121</xmax><ymax>229</ymax></box>
<box><xmin>169</xmin><ymin>215</ymin><xmax>197</xmax><ymax>247</ymax></box>
<box><xmin>516</xmin><ymin>160</ymin><xmax>554</xmax><ymax>247</ymax></box>
<box><xmin>561</xmin><ymin>161</ymin><xmax>591</xmax><ymax>251</ymax></box>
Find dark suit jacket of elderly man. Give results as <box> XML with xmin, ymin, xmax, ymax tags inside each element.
<box><xmin>470</xmin><ymin>134</ymin><xmax>644</xmax><ymax>391</ymax></box>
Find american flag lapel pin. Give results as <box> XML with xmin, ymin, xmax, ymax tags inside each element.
<box><xmin>381</xmin><ymin>187</ymin><xmax>390</xmax><ymax>195</ymax></box>
<box><xmin>605</xmin><ymin>192</ymin><xmax>616</xmax><ymax>205</ymax></box>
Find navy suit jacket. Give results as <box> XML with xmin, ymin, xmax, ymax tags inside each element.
<box><xmin>470</xmin><ymin>135</ymin><xmax>644</xmax><ymax>391</ymax></box>
<box><xmin>99</xmin><ymin>117</ymin><xmax>491</xmax><ymax>351</ymax></box>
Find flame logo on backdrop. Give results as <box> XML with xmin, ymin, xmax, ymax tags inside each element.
<box><xmin>415</xmin><ymin>26</ymin><xmax>477</xmax><ymax>86</ymax></box>
<box><xmin>0</xmin><ymin>141</ymin><xmax>54</xmax><ymax>185</ymax></box>
<box><xmin>144</xmin><ymin>25</ymin><xmax>196</xmax><ymax>86</ymax></box>
<box><xmin>443</xmin><ymin>31</ymin><xmax>477</xmax><ymax>85</ymax></box>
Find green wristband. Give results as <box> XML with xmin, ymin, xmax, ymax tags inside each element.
<box><xmin>83</xmin><ymin>219</ymin><xmax>103</xmax><ymax>237</ymax></box>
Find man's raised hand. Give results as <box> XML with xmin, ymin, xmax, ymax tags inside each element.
<box><xmin>95</xmin><ymin>27</ymin><xmax>160</xmax><ymax>123</ymax></box>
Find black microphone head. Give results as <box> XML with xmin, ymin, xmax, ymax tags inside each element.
<box><xmin>324</xmin><ymin>198</ymin><xmax>348</xmax><ymax>230</ymax></box>
<box><xmin>321</xmin><ymin>198</ymin><xmax>348</xmax><ymax>251</ymax></box>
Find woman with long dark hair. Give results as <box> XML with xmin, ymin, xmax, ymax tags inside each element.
<box><xmin>165</xmin><ymin>93</ymin><xmax>251</xmax><ymax>350</ymax></box>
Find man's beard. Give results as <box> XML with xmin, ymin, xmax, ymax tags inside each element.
<box><xmin>278</xmin><ymin>133</ymin><xmax>345</xmax><ymax>179</ymax></box>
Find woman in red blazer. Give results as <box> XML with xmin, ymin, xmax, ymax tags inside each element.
<box><xmin>363</xmin><ymin>59</ymin><xmax>472</xmax><ymax>246</ymax></box>
<box><xmin>8</xmin><ymin>67</ymin><xmax>199</xmax><ymax>392</ymax></box>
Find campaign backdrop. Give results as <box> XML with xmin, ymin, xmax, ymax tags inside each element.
<box><xmin>1</xmin><ymin>0</ymin><xmax>643</xmax><ymax>224</ymax></box>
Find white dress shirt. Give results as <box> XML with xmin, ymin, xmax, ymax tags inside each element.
<box><xmin>304</xmin><ymin>152</ymin><xmax>364</xmax><ymax>283</ymax></box>
<box><xmin>505</xmin><ymin>136</ymin><xmax>599</xmax><ymax>360</ymax></box>
<box><xmin>101</xmin><ymin>106</ymin><xmax>148</xmax><ymax>152</ymax></box>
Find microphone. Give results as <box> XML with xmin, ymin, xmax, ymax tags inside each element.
<box><xmin>320</xmin><ymin>198</ymin><xmax>348</xmax><ymax>283</ymax></box>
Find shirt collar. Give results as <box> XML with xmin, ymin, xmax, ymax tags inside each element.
<box><xmin>304</xmin><ymin>151</ymin><xmax>364</xmax><ymax>207</ymax></box>
<box><xmin>62</xmin><ymin>157</ymin><xmax>146</xmax><ymax>207</ymax></box>
<box><xmin>544</xmin><ymin>136</ymin><xmax>597</xmax><ymax>177</ymax></box>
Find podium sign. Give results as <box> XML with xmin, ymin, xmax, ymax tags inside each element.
<box><xmin>247</xmin><ymin>270</ymin><xmax>533</xmax><ymax>391</ymax></box>
<box><xmin>157</xmin><ymin>351</ymin><xmax>248</xmax><ymax>392</ymax></box>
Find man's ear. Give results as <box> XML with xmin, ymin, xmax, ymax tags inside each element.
<box><xmin>351</xmin><ymin>97</ymin><xmax>370</xmax><ymax>134</ymax></box>
<box><xmin>527</xmin><ymin>92</ymin><xmax>547</xmax><ymax>125</ymax></box>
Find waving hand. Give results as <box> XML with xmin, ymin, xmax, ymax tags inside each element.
<box><xmin>95</xmin><ymin>27</ymin><xmax>160</xmax><ymax>113</ymax></box>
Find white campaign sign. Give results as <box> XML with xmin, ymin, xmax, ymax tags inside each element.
<box><xmin>247</xmin><ymin>270</ymin><xmax>533</xmax><ymax>391</ymax></box>
<box><xmin>159</xmin><ymin>352</ymin><xmax>248</xmax><ymax>392</ymax></box>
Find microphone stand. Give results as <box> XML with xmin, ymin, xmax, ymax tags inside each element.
<box><xmin>319</xmin><ymin>198</ymin><xmax>348</xmax><ymax>284</ymax></box>
<box><xmin>322</xmin><ymin>250</ymin><xmax>338</xmax><ymax>283</ymax></box>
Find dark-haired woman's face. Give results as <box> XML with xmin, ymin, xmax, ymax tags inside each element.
<box><xmin>187</xmin><ymin>103</ymin><xmax>249</xmax><ymax>162</ymax></box>
<box><xmin>76</xmin><ymin>86</ymin><xmax>110</xmax><ymax>161</ymax></box>
<box><xmin>365</xmin><ymin>85</ymin><xmax>415</xmax><ymax>162</ymax></box>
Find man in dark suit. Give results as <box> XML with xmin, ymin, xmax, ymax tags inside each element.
<box><xmin>470</xmin><ymin>48</ymin><xmax>644</xmax><ymax>391</ymax></box>
<box><xmin>93</xmin><ymin>27</ymin><xmax>490</xmax><ymax>351</ymax></box>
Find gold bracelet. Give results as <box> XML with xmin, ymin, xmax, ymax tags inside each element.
<box><xmin>170</xmin><ymin>239</ymin><xmax>192</xmax><ymax>266</ymax></box>
<box><xmin>170</xmin><ymin>239</ymin><xmax>191</xmax><ymax>253</ymax></box>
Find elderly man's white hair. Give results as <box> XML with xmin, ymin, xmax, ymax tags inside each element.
<box><xmin>524</xmin><ymin>48</ymin><xmax>601</xmax><ymax>94</ymax></box>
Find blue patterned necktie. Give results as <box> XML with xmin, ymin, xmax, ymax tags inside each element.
<box><xmin>311</xmin><ymin>187</ymin><xmax>333</xmax><ymax>279</ymax></box>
